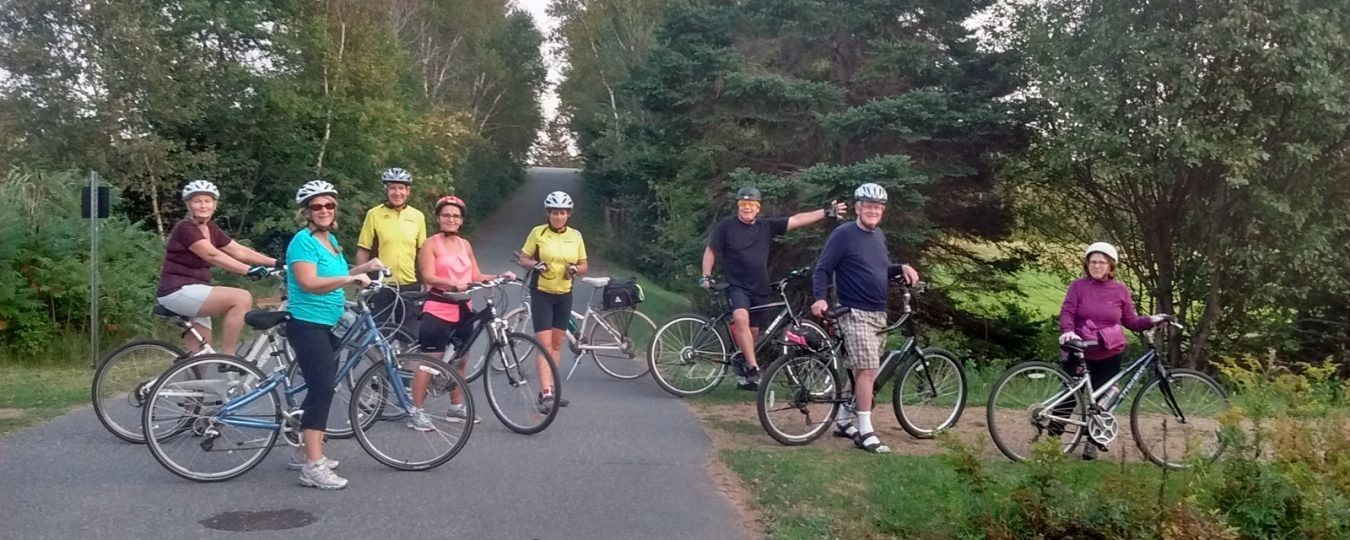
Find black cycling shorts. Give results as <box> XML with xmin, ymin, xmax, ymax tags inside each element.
<box><xmin>725</xmin><ymin>286</ymin><xmax>771</xmax><ymax>329</ymax></box>
<box><xmin>419</xmin><ymin>311</ymin><xmax>476</xmax><ymax>354</ymax></box>
<box><xmin>530</xmin><ymin>289</ymin><xmax>573</xmax><ymax>332</ymax></box>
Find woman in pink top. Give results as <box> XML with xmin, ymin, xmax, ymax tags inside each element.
<box><xmin>1056</xmin><ymin>241</ymin><xmax>1168</xmax><ymax>459</ymax></box>
<box><xmin>406</xmin><ymin>195</ymin><xmax>515</xmax><ymax>430</ymax></box>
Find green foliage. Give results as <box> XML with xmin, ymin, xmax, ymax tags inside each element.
<box><xmin>0</xmin><ymin>170</ymin><xmax>163</xmax><ymax>355</ymax></box>
<box><xmin>996</xmin><ymin>0</ymin><xmax>1350</xmax><ymax>367</ymax></box>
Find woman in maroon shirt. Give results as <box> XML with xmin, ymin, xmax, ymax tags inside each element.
<box><xmin>1056</xmin><ymin>242</ymin><xmax>1167</xmax><ymax>459</ymax></box>
<box><xmin>155</xmin><ymin>180</ymin><xmax>278</xmax><ymax>355</ymax></box>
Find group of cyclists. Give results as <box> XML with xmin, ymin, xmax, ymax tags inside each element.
<box><xmin>155</xmin><ymin>168</ymin><xmax>586</xmax><ymax>489</ymax></box>
<box><xmin>151</xmin><ymin>165</ymin><xmax>1167</xmax><ymax>488</ymax></box>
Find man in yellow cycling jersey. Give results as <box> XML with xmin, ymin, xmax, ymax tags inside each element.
<box><xmin>357</xmin><ymin>167</ymin><xmax>427</xmax><ymax>341</ymax></box>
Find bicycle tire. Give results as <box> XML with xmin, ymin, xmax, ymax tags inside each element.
<box><xmin>648</xmin><ymin>314</ymin><xmax>729</xmax><ymax>397</ymax></box>
<box><xmin>893</xmin><ymin>347</ymin><xmax>967</xmax><ymax>439</ymax></box>
<box><xmin>588</xmin><ymin>308</ymin><xmax>657</xmax><ymax>380</ymax></box>
<box><xmin>350</xmin><ymin>354</ymin><xmax>474</xmax><ymax>470</ymax></box>
<box><xmin>986</xmin><ymin>361</ymin><xmax>1086</xmax><ymax>463</ymax></box>
<box><xmin>142</xmin><ymin>354</ymin><xmax>280</xmax><ymax>482</ymax></box>
<box><xmin>91</xmin><ymin>339</ymin><xmax>189</xmax><ymax>443</ymax></box>
<box><xmin>1130</xmin><ymin>368</ymin><xmax>1229</xmax><ymax>469</ymax></box>
<box><xmin>483</xmin><ymin>332</ymin><xmax>559</xmax><ymax>434</ymax></box>
<box><xmin>756</xmin><ymin>354</ymin><xmax>842</xmax><ymax>445</ymax></box>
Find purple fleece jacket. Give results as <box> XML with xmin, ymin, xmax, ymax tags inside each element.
<box><xmin>1059</xmin><ymin>277</ymin><xmax>1153</xmax><ymax>360</ymax></box>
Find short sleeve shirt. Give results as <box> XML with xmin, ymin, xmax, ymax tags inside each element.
<box><xmin>157</xmin><ymin>219</ymin><xmax>233</xmax><ymax>297</ymax></box>
<box><xmin>521</xmin><ymin>225</ymin><xmax>587</xmax><ymax>295</ymax></box>
<box><xmin>286</xmin><ymin>228</ymin><xmax>350</xmax><ymax>326</ymax></box>
<box><xmin>707</xmin><ymin>216</ymin><xmax>789</xmax><ymax>295</ymax></box>
<box><xmin>357</xmin><ymin>205</ymin><xmax>426</xmax><ymax>285</ymax></box>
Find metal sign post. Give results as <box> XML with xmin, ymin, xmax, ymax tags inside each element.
<box><xmin>89</xmin><ymin>171</ymin><xmax>100</xmax><ymax>368</ymax></box>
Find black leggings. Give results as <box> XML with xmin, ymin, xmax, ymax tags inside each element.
<box><xmin>287</xmin><ymin>319</ymin><xmax>341</xmax><ymax>431</ymax></box>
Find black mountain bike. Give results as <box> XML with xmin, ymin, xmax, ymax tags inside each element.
<box><xmin>647</xmin><ymin>267</ymin><xmax>828</xmax><ymax>397</ymax></box>
<box><xmin>755</xmin><ymin>282</ymin><xmax>968</xmax><ymax>444</ymax></box>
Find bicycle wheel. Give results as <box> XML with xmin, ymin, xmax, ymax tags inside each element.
<box><xmin>483</xmin><ymin>332</ymin><xmax>559</xmax><ymax>434</ymax></box>
<box><xmin>284</xmin><ymin>342</ymin><xmax>381</xmax><ymax>439</ymax></box>
<box><xmin>350</xmin><ymin>354</ymin><xmax>474</xmax><ymax>471</ymax></box>
<box><xmin>986</xmin><ymin>361</ymin><xmax>1086</xmax><ymax>463</ymax></box>
<box><xmin>91</xmin><ymin>339</ymin><xmax>188</xmax><ymax>443</ymax></box>
<box><xmin>588</xmin><ymin>308</ymin><xmax>657</xmax><ymax>380</ymax></box>
<box><xmin>648</xmin><ymin>314</ymin><xmax>729</xmax><ymax>397</ymax></box>
<box><xmin>1130</xmin><ymin>368</ymin><xmax>1229</xmax><ymax>469</ymax></box>
<box><xmin>893</xmin><ymin>347</ymin><xmax>968</xmax><ymax>439</ymax></box>
<box><xmin>757</xmin><ymin>354</ymin><xmax>842</xmax><ymax>445</ymax></box>
<box><xmin>142</xmin><ymin>354</ymin><xmax>280</xmax><ymax>482</ymax></box>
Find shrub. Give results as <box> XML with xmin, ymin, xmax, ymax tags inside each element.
<box><xmin>0</xmin><ymin>169</ymin><xmax>163</xmax><ymax>359</ymax></box>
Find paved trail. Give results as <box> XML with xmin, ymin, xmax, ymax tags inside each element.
<box><xmin>0</xmin><ymin>168</ymin><xmax>749</xmax><ymax>539</ymax></box>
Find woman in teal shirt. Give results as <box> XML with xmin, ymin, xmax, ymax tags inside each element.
<box><xmin>285</xmin><ymin>179</ymin><xmax>384</xmax><ymax>490</ymax></box>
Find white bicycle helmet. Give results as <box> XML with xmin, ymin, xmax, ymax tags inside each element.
<box><xmin>1084</xmin><ymin>242</ymin><xmax>1119</xmax><ymax>263</ymax></box>
<box><xmin>544</xmin><ymin>191</ymin><xmax>573</xmax><ymax>210</ymax></box>
<box><xmin>381</xmin><ymin>167</ymin><xmax>412</xmax><ymax>184</ymax></box>
<box><xmin>296</xmin><ymin>179</ymin><xmax>339</xmax><ymax>206</ymax></box>
<box><xmin>181</xmin><ymin>180</ymin><xmax>220</xmax><ymax>201</ymax></box>
<box><xmin>854</xmin><ymin>182</ymin><xmax>888</xmax><ymax>203</ymax></box>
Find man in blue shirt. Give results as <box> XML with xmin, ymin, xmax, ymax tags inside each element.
<box><xmin>811</xmin><ymin>182</ymin><xmax>918</xmax><ymax>454</ymax></box>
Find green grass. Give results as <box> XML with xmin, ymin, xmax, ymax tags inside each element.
<box><xmin>0</xmin><ymin>364</ymin><xmax>91</xmax><ymax>434</ymax></box>
<box><xmin>722</xmin><ymin>447</ymin><xmax>1185</xmax><ymax>539</ymax></box>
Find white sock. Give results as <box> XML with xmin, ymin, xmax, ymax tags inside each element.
<box><xmin>835</xmin><ymin>404</ymin><xmax>853</xmax><ymax>427</ymax></box>
<box><xmin>857</xmin><ymin>410</ymin><xmax>874</xmax><ymax>434</ymax></box>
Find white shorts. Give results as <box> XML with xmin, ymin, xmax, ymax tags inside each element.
<box><xmin>157</xmin><ymin>284</ymin><xmax>214</xmax><ymax>329</ymax></box>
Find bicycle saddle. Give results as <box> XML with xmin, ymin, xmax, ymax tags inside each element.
<box><xmin>1059</xmin><ymin>339</ymin><xmax>1100</xmax><ymax>354</ymax></box>
<box><xmin>244</xmin><ymin>310</ymin><xmax>291</xmax><ymax>331</ymax></box>
<box><xmin>581</xmin><ymin>277</ymin><xmax>610</xmax><ymax>287</ymax></box>
<box><xmin>825</xmin><ymin>305</ymin><xmax>851</xmax><ymax>320</ymax></box>
<box><xmin>152</xmin><ymin>304</ymin><xmax>186</xmax><ymax>318</ymax></box>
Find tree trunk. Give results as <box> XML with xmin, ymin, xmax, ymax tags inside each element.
<box><xmin>315</xmin><ymin>19</ymin><xmax>347</xmax><ymax>175</ymax></box>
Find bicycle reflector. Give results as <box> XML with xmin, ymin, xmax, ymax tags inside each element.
<box><xmin>783</xmin><ymin>325</ymin><xmax>826</xmax><ymax>352</ymax></box>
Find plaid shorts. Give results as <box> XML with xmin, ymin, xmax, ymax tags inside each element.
<box><xmin>839</xmin><ymin>309</ymin><xmax>887</xmax><ymax>370</ymax></box>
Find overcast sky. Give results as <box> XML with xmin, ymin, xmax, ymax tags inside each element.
<box><xmin>515</xmin><ymin>0</ymin><xmax>561</xmax><ymax>122</ymax></box>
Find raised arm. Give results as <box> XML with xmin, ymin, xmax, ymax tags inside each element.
<box><xmin>786</xmin><ymin>201</ymin><xmax>846</xmax><ymax>231</ymax></box>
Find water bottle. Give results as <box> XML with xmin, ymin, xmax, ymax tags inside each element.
<box><xmin>1097</xmin><ymin>386</ymin><xmax>1121</xmax><ymax>411</ymax></box>
<box><xmin>567</xmin><ymin>317</ymin><xmax>578</xmax><ymax>337</ymax></box>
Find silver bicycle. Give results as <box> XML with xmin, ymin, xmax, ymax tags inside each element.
<box><xmin>495</xmin><ymin>269</ymin><xmax>657</xmax><ymax>381</ymax></box>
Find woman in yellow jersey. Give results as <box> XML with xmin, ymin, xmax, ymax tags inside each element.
<box><xmin>515</xmin><ymin>191</ymin><xmax>587</xmax><ymax>412</ymax></box>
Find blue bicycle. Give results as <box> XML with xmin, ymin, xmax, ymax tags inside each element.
<box><xmin>141</xmin><ymin>280</ymin><xmax>474</xmax><ymax>481</ymax></box>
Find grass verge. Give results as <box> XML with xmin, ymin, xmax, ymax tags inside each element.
<box><xmin>0</xmin><ymin>364</ymin><xmax>90</xmax><ymax>435</ymax></box>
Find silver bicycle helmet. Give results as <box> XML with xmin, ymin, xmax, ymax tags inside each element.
<box><xmin>181</xmin><ymin>180</ymin><xmax>220</xmax><ymax>201</ymax></box>
<box><xmin>854</xmin><ymin>182</ymin><xmax>888</xmax><ymax>203</ymax></box>
<box><xmin>544</xmin><ymin>191</ymin><xmax>574</xmax><ymax>210</ymax></box>
<box><xmin>381</xmin><ymin>167</ymin><xmax>412</xmax><ymax>184</ymax></box>
<box><xmin>296</xmin><ymin>179</ymin><xmax>339</xmax><ymax>206</ymax></box>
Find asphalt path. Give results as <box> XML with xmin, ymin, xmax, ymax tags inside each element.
<box><xmin>0</xmin><ymin>167</ymin><xmax>749</xmax><ymax>539</ymax></box>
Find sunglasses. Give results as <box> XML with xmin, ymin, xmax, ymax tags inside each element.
<box><xmin>308</xmin><ymin>202</ymin><xmax>338</xmax><ymax>212</ymax></box>
<box><xmin>737</xmin><ymin>201</ymin><xmax>761</xmax><ymax>209</ymax></box>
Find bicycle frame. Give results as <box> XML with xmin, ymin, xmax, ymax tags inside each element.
<box><xmin>173</xmin><ymin>285</ymin><xmax>413</xmax><ymax>444</ymax></box>
<box><xmin>505</xmin><ymin>271</ymin><xmax>649</xmax><ymax>379</ymax></box>
<box><xmin>700</xmin><ymin>269</ymin><xmax>815</xmax><ymax>365</ymax></box>
<box><xmin>1031</xmin><ymin>325</ymin><xmax>1183</xmax><ymax>436</ymax></box>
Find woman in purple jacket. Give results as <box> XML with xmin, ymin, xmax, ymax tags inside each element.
<box><xmin>1056</xmin><ymin>242</ymin><xmax>1167</xmax><ymax>459</ymax></box>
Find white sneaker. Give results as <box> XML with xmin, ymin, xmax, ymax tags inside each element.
<box><xmin>447</xmin><ymin>404</ymin><xmax>481</xmax><ymax>424</ymax></box>
<box><xmin>287</xmin><ymin>448</ymin><xmax>340</xmax><ymax>471</ymax></box>
<box><xmin>406</xmin><ymin>407</ymin><xmax>434</xmax><ymax>432</ymax></box>
<box><xmin>287</xmin><ymin>448</ymin><xmax>340</xmax><ymax>469</ymax></box>
<box><xmin>299</xmin><ymin>462</ymin><xmax>348</xmax><ymax>490</ymax></box>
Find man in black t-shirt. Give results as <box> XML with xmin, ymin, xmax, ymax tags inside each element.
<box><xmin>701</xmin><ymin>186</ymin><xmax>846</xmax><ymax>390</ymax></box>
